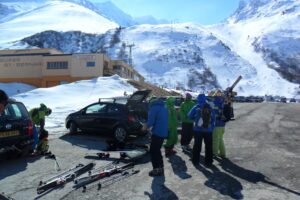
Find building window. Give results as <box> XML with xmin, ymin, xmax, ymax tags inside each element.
<box><xmin>113</xmin><ymin>65</ymin><xmax>122</xmax><ymax>70</ymax></box>
<box><xmin>47</xmin><ymin>61</ymin><xmax>68</xmax><ymax>69</ymax></box>
<box><xmin>60</xmin><ymin>81</ymin><xmax>69</xmax><ymax>85</ymax></box>
<box><xmin>86</xmin><ymin>61</ymin><xmax>95</xmax><ymax>67</ymax></box>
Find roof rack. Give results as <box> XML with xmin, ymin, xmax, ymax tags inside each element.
<box><xmin>98</xmin><ymin>97</ymin><xmax>128</xmax><ymax>103</ymax></box>
<box><xmin>99</xmin><ymin>98</ymin><xmax>117</xmax><ymax>103</ymax></box>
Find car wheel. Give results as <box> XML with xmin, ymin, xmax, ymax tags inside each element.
<box><xmin>69</xmin><ymin>121</ymin><xmax>78</xmax><ymax>134</ymax></box>
<box><xmin>114</xmin><ymin>126</ymin><xmax>127</xmax><ymax>142</ymax></box>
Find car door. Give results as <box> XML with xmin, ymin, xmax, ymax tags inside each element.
<box><xmin>80</xmin><ymin>103</ymin><xmax>108</xmax><ymax>132</ymax></box>
<box><xmin>99</xmin><ymin>104</ymin><xmax>124</xmax><ymax>131</ymax></box>
<box><xmin>126</xmin><ymin>90</ymin><xmax>152</xmax><ymax>121</ymax></box>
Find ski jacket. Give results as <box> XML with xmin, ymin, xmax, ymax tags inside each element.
<box><xmin>180</xmin><ymin>99</ymin><xmax>195</xmax><ymax>124</ymax></box>
<box><xmin>213</xmin><ymin>96</ymin><xmax>226</xmax><ymax>127</ymax></box>
<box><xmin>166</xmin><ymin>97</ymin><xmax>178</xmax><ymax>134</ymax></box>
<box><xmin>147</xmin><ymin>98</ymin><xmax>168</xmax><ymax>138</ymax></box>
<box><xmin>188</xmin><ymin>94</ymin><xmax>215</xmax><ymax>133</ymax></box>
<box><xmin>29</xmin><ymin>104</ymin><xmax>51</xmax><ymax>126</ymax></box>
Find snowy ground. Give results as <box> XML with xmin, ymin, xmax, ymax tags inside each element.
<box><xmin>1</xmin><ymin>75</ymin><xmax>137</xmax><ymax>137</ymax></box>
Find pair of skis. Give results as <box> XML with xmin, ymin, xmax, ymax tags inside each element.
<box><xmin>73</xmin><ymin>162</ymin><xmax>135</xmax><ymax>190</ymax></box>
<box><xmin>83</xmin><ymin>168</ymin><xmax>140</xmax><ymax>193</ymax></box>
<box><xmin>37</xmin><ymin>162</ymin><xmax>95</xmax><ymax>194</ymax></box>
<box><xmin>0</xmin><ymin>193</ymin><xmax>15</xmax><ymax>200</ymax></box>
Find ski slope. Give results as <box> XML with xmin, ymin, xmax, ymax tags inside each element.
<box><xmin>0</xmin><ymin>0</ymin><xmax>118</xmax><ymax>48</ymax></box>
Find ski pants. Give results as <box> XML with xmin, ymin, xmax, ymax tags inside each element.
<box><xmin>192</xmin><ymin>131</ymin><xmax>213</xmax><ymax>165</ymax></box>
<box><xmin>213</xmin><ymin>127</ymin><xmax>226</xmax><ymax>157</ymax></box>
<box><xmin>180</xmin><ymin>122</ymin><xmax>193</xmax><ymax>146</ymax></box>
<box><xmin>150</xmin><ymin>135</ymin><xmax>164</xmax><ymax>169</ymax></box>
<box><xmin>36</xmin><ymin>139</ymin><xmax>49</xmax><ymax>153</ymax></box>
<box><xmin>164</xmin><ymin>127</ymin><xmax>178</xmax><ymax>148</ymax></box>
<box><xmin>32</xmin><ymin>125</ymin><xmax>39</xmax><ymax>150</ymax></box>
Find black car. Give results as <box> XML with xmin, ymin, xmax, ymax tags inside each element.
<box><xmin>0</xmin><ymin>99</ymin><xmax>34</xmax><ymax>159</ymax></box>
<box><xmin>65</xmin><ymin>90</ymin><xmax>151</xmax><ymax>142</ymax></box>
<box><xmin>280</xmin><ymin>97</ymin><xmax>287</xmax><ymax>103</ymax></box>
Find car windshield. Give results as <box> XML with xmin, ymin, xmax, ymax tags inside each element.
<box><xmin>0</xmin><ymin>102</ymin><xmax>29</xmax><ymax>121</ymax></box>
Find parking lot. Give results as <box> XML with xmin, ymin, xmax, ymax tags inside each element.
<box><xmin>0</xmin><ymin>103</ymin><xmax>300</xmax><ymax>200</ymax></box>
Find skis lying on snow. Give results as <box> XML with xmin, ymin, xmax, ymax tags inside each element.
<box><xmin>85</xmin><ymin>148</ymin><xmax>148</xmax><ymax>163</ymax></box>
<box><xmin>97</xmin><ymin>148</ymin><xmax>148</xmax><ymax>161</ymax></box>
<box><xmin>82</xmin><ymin>168</ymin><xmax>140</xmax><ymax>193</ymax></box>
<box><xmin>73</xmin><ymin>162</ymin><xmax>134</xmax><ymax>190</ymax></box>
<box><xmin>37</xmin><ymin>162</ymin><xmax>95</xmax><ymax>194</ymax></box>
<box><xmin>0</xmin><ymin>193</ymin><xmax>15</xmax><ymax>200</ymax></box>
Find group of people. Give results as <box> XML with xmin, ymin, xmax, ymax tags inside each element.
<box><xmin>0</xmin><ymin>89</ymin><xmax>52</xmax><ymax>155</ymax></box>
<box><xmin>1</xmin><ymin>87</ymin><xmax>231</xmax><ymax>177</ymax></box>
<box><xmin>143</xmin><ymin>91</ymin><xmax>231</xmax><ymax>176</ymax></box>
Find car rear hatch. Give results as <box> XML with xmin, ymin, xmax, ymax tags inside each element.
<box><xmin>126</xmin><ymin>89</ymin><xmax>151</xmax><ymax>122</ymax></box>
<box><xmin>0</xmin><ymin>101</ymin><xmax>33</xmax><ymax>154</ymax></box>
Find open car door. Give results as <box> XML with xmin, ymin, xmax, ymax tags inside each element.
<box><xmin>126</xmin><ymin>90</ymin><xmax>152</xmax><ymax>107</ymax></box>
<box><xmin>126</xmin><ymin>90</ymin><xmax>152</xmax><ymax>121</ymax></box>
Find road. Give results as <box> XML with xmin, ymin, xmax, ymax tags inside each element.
<box><xmin>0</xmin><ymin>103</ymin><xmax>299</xmax><ymax>200</ymax></box>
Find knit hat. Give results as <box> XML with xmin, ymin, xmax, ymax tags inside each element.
<box><xmin>186</xmin><ymin>93</ymin><xmax>192</xmax><ymax>99</ymax></box>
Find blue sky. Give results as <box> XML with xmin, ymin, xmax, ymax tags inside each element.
<box><xmin>90</xmin><ymin>0</ymin><xmax>243</xmax><ymax>25</ymax></box>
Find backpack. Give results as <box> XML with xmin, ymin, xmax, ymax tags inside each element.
<box><xmin>197</xmin><ymin>103</ymin><xmax>211</xmax><ymax>128</ymax></box>
<box><xmin>223</xmin><ymin>104</ymin><xmax>231</xmax><ymax>122</ymax></box>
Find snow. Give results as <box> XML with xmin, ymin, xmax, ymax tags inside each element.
<box><xmin>0</xmin><ymin>0</ymin><xmax>118</xmax><ymax>47</ymax></box>
<box><xmin>8</xmin><ymin>75</ymin><xmax>136</xmax><ymax>135</ymax></box>
<box><xmin>207</xmin><ymin>0</ymin><xmax>300</xmax><ymax>97</ymax></box>
<box><xmin>105</xmin><ymin>23</ymin><xmax>260</xmax><ymax>94</ymax></box>
<box><xmin>0</xmin><ymin>82</ymin><xmax>36</xmax><ymax>96</ymax></box>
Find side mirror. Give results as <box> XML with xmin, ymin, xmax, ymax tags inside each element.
<box><xmin>80</xmin><ymin>109</ymin><xmax>85</xmax><ymax>115</ymax></box>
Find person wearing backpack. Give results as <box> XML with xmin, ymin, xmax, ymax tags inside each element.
<box><xmin>188</xmin><ymin>94</ymin><xmax>215</xmax><ymax>167</ymax></box>
<box><xmin>164</xmin><ymin>97</ymin><xmax>178</xmax><ymax>156</ymax></box>
<box><xmin>212</xmin><ymin>96</ymin><xmax>226</xmax><ymax>158</ymax></box>
<box><xmin>180</xmin><ymin>93</ymin><xmax>195</xmax><ymax>151</ymax></box>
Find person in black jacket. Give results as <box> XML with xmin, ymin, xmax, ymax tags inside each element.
<box><xmin>0</xmin><ymin>90</ymin><xmax>8</xmax><ymax>115</ymax></box>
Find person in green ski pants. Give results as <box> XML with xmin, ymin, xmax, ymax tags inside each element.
<box><xmin>164</xmin><ymin>97</ymin><xmax>178</xmax><ymax>156</ymax></box>
<box><xmin>212</xmin><ymin>96</ymin><xmax>226</xmax><ymax>158</ymax></box>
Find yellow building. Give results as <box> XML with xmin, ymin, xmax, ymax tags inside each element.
<box><xmin>0</xmin><ymin>48</ymin><xmax>144</xmax><ymax>87</ymax></box>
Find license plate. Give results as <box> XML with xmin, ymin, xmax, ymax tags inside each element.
<box><xmin>0</xmin><ymin>130</ymin><xmax>20</xmax><ymax>138</ymax></box>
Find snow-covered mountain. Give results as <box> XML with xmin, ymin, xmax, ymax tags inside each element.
<box><xmin>0</xmin><ymin>0</ymin><xmax>118</xmax><ymax>47</ymax></box>
<box><xmin>1</xmin><ymin>0</ymin><xmax>299</xmax><ymax>97</ymax></box>
<box><xmin>208</xmin><ymin>0</ymin><xmax>300</xmax><ymax>95</ymax></box>
<box><xmin>17</xmin><ymin>24</ymin><xmax>258</xmax><ymax>93</ymax></box>
<box><xmin>93</xmin><ymin>1</ymin><xmax>136</xmax><ymax>27</ymax></box>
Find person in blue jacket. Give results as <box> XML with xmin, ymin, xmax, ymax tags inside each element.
<box><xmin>142</xmin><ymin>97</ymin><xmax>168</xmax><ymax>176</ymax></box>
<box><xmin>188</xmin><ymin>94</ymin><xmax>215</xmax><ymax>167</ymax></box>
